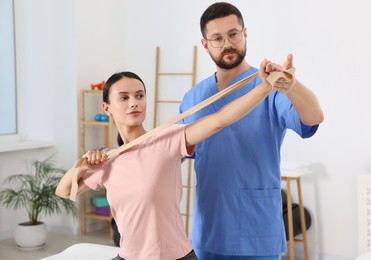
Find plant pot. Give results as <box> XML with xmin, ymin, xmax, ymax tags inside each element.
<box><xmin>14</xmin><ymin>222</ymin><xmax>47</xmax><ymax>250</ymax></box>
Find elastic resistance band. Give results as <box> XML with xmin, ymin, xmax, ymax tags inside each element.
<box><xmin>69</xmin><ymin>68</ymin><xmax>295</xmax><ymax>201</ymax></box>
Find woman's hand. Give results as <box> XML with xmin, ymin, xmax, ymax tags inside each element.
<box><xmin>82</xmin><ymin>149</ymin><xmax>108</xmax><ymax>165</ymax></box>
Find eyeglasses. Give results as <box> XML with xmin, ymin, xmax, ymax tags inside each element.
<box><xmin>205</xmin><ymin>28</ymin><xmax>245</xmax><ymax>48</ymax></box>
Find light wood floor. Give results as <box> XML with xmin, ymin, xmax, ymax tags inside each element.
<box><xmin>0</xmin><ymin>229</ymin><xmax>116</xmax><ymax>260</ymax></box>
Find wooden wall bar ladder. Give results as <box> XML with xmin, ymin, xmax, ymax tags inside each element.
<box><xmin>153</xmin><ymin>46</ymin><xmax>197</xmax><ymax>236</ymax></box>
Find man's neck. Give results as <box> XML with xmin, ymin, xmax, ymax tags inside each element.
<box><xmin>216</xmin><ymin>61</ymin><xmax>251</xmax><ymax>91</ymax></box>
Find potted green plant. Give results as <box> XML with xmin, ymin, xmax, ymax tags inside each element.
<box><xmin>0</xmin><ymin>155</ymin><xmax>79</xmax><ymax>250</ymax></box>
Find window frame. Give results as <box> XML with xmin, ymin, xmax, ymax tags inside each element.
<box><xmin>0</xmin><ymin>0</ymin><xmax>18</xmax><ymax>141</ymax></box>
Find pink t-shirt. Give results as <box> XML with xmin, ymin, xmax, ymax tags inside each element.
<box><xmin>83</xmin><ymin>124</ymin><xmax>194</xmax><ymax>260</ymax></box>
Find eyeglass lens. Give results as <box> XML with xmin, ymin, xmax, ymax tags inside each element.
<box><xmin>209</xmin><ymin>29</ymin><xmax>243</xmax><ymax>48</ymax></box>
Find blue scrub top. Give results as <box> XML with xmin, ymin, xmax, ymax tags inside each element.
<box><xmin>179</xmin><ymin>67</ymin><xmax>318</xmax><ymax>256</ymax></box>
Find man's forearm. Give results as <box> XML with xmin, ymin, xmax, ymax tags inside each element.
<box><xmin>287</xmin><ymin>80</ymin><xmax>324</xmax><ymax>126</ymax></box>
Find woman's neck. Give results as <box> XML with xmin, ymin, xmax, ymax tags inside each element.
<box><xmin>119</xmin><ymin>125</ymin><xmax>146</xmax><ymax>144</ymax></box>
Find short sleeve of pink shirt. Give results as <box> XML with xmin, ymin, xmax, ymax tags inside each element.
<box><xmin>82</xmin><ymin>124</ymin><xmax>194</xmax><ymax>260</ymax></box>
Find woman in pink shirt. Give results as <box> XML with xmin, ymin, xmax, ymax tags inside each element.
<box><xmin>56</xmin><ymin>59</ymin><xmax>288</xmax><ymax>259</ymax></box>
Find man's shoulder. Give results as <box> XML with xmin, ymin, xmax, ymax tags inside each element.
<box><xmin>191</xmin><ymin>73</ymin><xmax>215</xmax><ymax>91</ymax></box>
<box><xmin>238</xmin><ymin>66</ymin><xmax>259</xmax><ymax>80</ymax></box>
<box><xmin>182</xmin><ymin>74</ymin><xmax>216</xmax><ymax>100</ymax></box>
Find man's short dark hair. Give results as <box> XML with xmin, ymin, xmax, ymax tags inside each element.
<box><xmin>200</xmin><ymin>2</ymin><xmax>245</xmax><ymax>38</ymax></box>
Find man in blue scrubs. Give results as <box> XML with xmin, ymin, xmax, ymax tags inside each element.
<box><xmin>179</xmin><ymin>2</ymin><xmax>324</xmax><ymax>259</ymax></box>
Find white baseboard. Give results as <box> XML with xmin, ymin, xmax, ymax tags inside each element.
<box><xmin>0</xmin><ymin>230</ymin><xmax>14</xmax><ymax>240</ymax></box>
<box><xmin>0</xmin><ymin>222</ymin><xmax>107</xmax><ymax>241</ymax></box>
<box><xmin>47</xmin><ymin>221</ymin><xmax>107</xmax><ymax>235</ymax></box>
<box><xmin>47</xmin><ymin>224</ymin><xmax>78</xmax><ymax>235</ymax></box>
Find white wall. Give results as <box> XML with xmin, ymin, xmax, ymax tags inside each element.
<box><xmin>0</xmin><ymin>0</ymin><xmax>370</xmax><ymax>259</ymax></box>
<box><xmin>0</xmin><ymin>0</ymin><xmax>78</xmax><ymax>237</ymax></box>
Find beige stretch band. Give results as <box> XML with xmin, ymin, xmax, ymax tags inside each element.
<box><xmin>266</xmin><ymin>67</ymin><xmax>295</xmax><ymax>86</ymax></box>
<box><xmin>69</xmin><ymin>69</ymin><xmax>294</xmax><ymax>201</ymax></box>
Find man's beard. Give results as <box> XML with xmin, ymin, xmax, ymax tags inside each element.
<box><xmin>210</xmin><ymin>46</ymin><xmax>246</xmax><ymax>70</ymax></box>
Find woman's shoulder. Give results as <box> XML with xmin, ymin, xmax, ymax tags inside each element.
<box><xmin>158</xmin><ymin>124</ymin><xmax>186</xmax><ymax>137</ymax></box>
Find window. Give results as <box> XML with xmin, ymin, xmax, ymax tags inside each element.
<box><xmin>0</xmin><ymin>0</ymin><xmax>17</xmax><ymax>140</ymax></box>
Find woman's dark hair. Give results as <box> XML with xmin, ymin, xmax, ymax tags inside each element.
<box><xmin>103</xmin><ymin>71</ymin><xmax>146</xmax><ymax>147</ymax></box>
<box><xmin>200</xmin><ymin>2</ymin><xmax>245</xmax><ymax>38</ymax></box>
<box><xmin>103</xmin><ymin>71</ymin><xmax>146</xmax><ymax>104</ymax></box>
<box><xmin>117</xmin><ymin>133</ymin><xmax>124</xmax><ymax>146</ymax></box>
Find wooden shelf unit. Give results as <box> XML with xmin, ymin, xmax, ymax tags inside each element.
<box><xmin>79</xmin><ymin>89</ymin><xmax>115</xmax><ymax>237</ymax></box>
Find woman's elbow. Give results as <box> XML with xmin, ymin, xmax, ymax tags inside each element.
<box><xmin>55</xmin><ymin>186</ymin><xmax>70</xmax><ymax>199</ymax></box>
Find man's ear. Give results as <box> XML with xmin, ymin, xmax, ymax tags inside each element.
<box><xmin>243</xmin><ymin>27</ymin><xmax>248</xmax><ymax>40</ymax></box>
<box><xmin>201</xmin><ymin>38</ymin><xmax>210</xmax><ymax>53</ymax></box>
